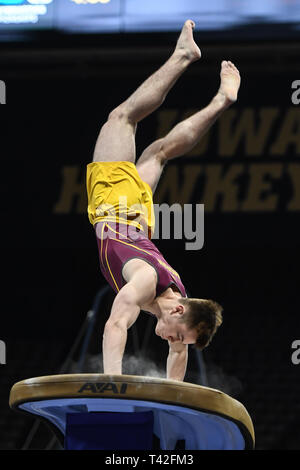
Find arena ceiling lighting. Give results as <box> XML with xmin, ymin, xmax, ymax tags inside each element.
<box><xmin>1</xmin><ymin>0</ymin><xmax>300</xmax><ymax>41</ymax></box>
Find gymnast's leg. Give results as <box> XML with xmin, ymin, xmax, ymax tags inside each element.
<box><xmin>92</xmin><ymin>19</ymin><xmax>201</xmax><ymax>163</ymax></box>
<box><xmin>136</xmin><ymin>60</ymin><xmax>241</xmax><ymax>193</ymax></box>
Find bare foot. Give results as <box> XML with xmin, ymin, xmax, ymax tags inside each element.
<box><xmin>175</xmin><ymin>20</ymin><xmax>201</xmax><ymax>63</ymax></box>
<box><xmin>218</xmin><ymin>60</ymin><xmax>241</xmax><ymax>104</ymax></box>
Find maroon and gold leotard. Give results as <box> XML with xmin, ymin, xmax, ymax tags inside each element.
<box><xmin>94</xmin><ymin>221</ymin><xmax>186</xmax><ymax>298</ymax></box>
<box><xmin>86</xmin><ymin>161</ymin><xmax>187</xmax><ymax>299</ymax></box>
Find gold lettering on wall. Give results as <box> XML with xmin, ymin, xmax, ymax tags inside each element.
<box><xmin>53</xmin><ymin>106</ymin><xmax>300</xmax><ymax>216</ymax></box>
<box><xmin>219</xmin><ymin>108</ymin><xmax>279</xmax><ymax>157</ymax></box>
<box><xmin>53</xmin><ymin>162</ymin><xmax>300</xmax><ymax>214</ymax></box>
<box><xmin>53</xmin><ymin>166</ymin><xmax>87</xmax><ymax>214</ymax></box>
<box><xmin>241</xmin><ymin>164</ymin><xmax>282</xmax><ymax>211</ymax></box>
<box><xmin>287</xmin><ymin>163</ymin><xmax>300</xmax><ymax>210</ymax></box>
<box><xmin>202</xmin><ymin>164</ymin><xmax>244</xmax><ymax>212</ymax></box>
<box><xmin>154</xmin><ymin>164</ymin><xmax>203</xmax><ymax>205</ymax></box>
<box><xmin>270</xmin><ymin>108</ymin><xmax>300</xmax><ymax>155</ymax></box>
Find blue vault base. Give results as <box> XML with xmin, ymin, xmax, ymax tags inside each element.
<box><xmin>9</xmin><ymin>374</ymin><xmax>255</xmax><ymax>450</ymax></box>
<box><xmin>19</xmin><ymin>397</ymin><xmax>246</xmax><ymax>450</ymax></box>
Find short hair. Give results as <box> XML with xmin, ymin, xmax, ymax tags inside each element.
<box><xmin>180</xmin><ymin>298</ymin><xmax>223</xmax><ymax>350</ymax></box>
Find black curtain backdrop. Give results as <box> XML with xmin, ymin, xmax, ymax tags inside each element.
<box><xmin>1</xmin><ymin>43</ymin><xmax>300</xmax><ymax>449</ymax></box>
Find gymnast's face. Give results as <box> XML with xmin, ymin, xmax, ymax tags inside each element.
<box><xmin>155</xmin><ymin>308</ymin><xmax>197</xmax><ymax>345</ymax></box>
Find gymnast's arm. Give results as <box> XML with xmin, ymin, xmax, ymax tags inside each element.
<box><xmin>102</xmin><ymin>263</ymin><xmax>157</xmax><ymax>375</ymax></box>
<box><xmin>167</xmin><ymin>341</ymin><xmax>188</xmax><ymax>381</ymax></box>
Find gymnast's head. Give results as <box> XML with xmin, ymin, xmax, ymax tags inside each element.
<box><xmin>155</xmin><ymin>297</ymin><xmax>223</xmax><ymax>350</ymax></box>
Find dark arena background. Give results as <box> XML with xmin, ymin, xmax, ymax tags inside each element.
<box><xmin>1</xmin><ymin>0</ymin><xmax>300</xmax><ymax>452</ymax></box>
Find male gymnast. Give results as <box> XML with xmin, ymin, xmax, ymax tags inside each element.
<box><xmin>86</xmin><ymin>20</ymin><xmax>241</xmax><ymax>381</ymax></box>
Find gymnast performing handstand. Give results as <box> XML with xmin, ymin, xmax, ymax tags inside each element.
<box><xmin>86</xmin><ymin>20</ymin><xmax>241</xmax><ymax>381</ymax></box>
